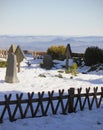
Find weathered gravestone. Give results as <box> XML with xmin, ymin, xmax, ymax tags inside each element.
<box><xmin>65</xmin><ymin>44</ymin><xmax>72</xmax><ymax>69</ymax></box>
<box><xmin>42</xmin><ymin>55</ymin><xmax>53</xmax><ymax>69</ymax></box>
<box><xmin>15</xmin><ymin>46</ymin><xmax>25</xmax><ymax>72</ymax></box>
<box><xmin>5</xmin><ymin>53</ymin><xmax>19</xmax><ymax>83</ymax></box>
<box><xmin>8</xmin><ymin>44</ymin><xmax>16</xmax><ymax>54</ymax></box>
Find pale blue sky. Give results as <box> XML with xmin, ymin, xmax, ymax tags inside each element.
<box><xmin>0</xmin><ymin>0</ymin><xmax>103</xmax><ymax>36</ymax></box>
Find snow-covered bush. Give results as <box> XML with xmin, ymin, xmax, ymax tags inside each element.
<box><xmin>40</xmin><ymin>55</ymin><xmax>53</xmax><ymax>69</ymax></box>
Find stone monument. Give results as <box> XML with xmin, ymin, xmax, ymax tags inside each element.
<box><xmin>8</xmin><ymin>44</ymin><xmax>16</xmax><ymax>54</ymax></box>
<box><xmin>42</xmin><ymin>55</ymin><xmax>53</xmax><ymax>69</ymax></box>
<box><xmin>5</xmin><ymin>53</ymin><xmax>19</xmax><ymax>83</ymax></box>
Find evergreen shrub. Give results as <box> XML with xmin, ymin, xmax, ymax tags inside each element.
<box><xmin>84</xmin><ymin>46</ymin><xmax>103</xmax><ymax>66</ymax></box>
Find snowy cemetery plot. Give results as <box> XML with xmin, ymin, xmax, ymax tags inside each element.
<box><xmin>0</xmin><ymin>55</ymin><xmax>103</xmax><ymax>129</ymax></box>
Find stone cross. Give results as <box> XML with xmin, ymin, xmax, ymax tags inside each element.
<box><xmin>15</xmin><ymin>45</ymin><xmax>25</xmax><ymax>72</ymax></box>
<box><xmin>5</xmin><ymin>53</ymin><xmax>19</xmax><ymax>83</ymax></box>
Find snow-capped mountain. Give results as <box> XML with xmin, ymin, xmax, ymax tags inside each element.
<box><xmin>0</xmin><ymin>35</ymin><xmax>103</xmax><ymax>52</ymax></box>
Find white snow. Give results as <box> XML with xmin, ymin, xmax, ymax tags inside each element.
<box><xmin>0</xmin><ymin>56</ymin><xmax>103</xmax><ymax>130</ymax></box>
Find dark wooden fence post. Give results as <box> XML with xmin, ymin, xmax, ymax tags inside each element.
<box><xmin>68</xmin><ymin>88</ymin><xmax>75</xmax><ymax>113</ymax></box>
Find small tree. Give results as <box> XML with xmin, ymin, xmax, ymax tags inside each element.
<box><xmin>65</xmin><ymin>63</ymin><xmax>78</xmax><ymax>76</ymax></box>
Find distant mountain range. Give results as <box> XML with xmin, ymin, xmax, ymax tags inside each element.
<box><xmin>0</xmin><ymin>35</ymin><xmax>103</xmax><ymax>53</ymax></box>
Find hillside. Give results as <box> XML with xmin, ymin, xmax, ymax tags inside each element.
<box><xmin>0</xmin><ymin>55</ymin><xmax>103</xmax><ymax>130</ymax></box>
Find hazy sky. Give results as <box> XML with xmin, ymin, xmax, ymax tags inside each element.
<box><xmin>0</xmin><ymin>0</ymin><xmax>103</xmax><ymax>36</ymax></box>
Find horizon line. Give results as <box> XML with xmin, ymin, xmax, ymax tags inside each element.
<box><xmin>0</xmin><ymin>34</ymin><xmax>103</xmax><ymax>37</ymax></box>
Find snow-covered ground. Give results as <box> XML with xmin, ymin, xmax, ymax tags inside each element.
<box><xmin>0</xmin><ymin>56</ymin><xmax>103</xmax><ymax>130</ymax></box>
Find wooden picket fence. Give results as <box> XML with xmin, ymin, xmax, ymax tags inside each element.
<box><xmin>0</xmin><ymin>87</ymin><xmax>103</xmax><ymax>123</ymax></box>
<box><xmin>0</xmin><ymin>50</ymin><xmax>8</xmax><ymax>59</ymax></box>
